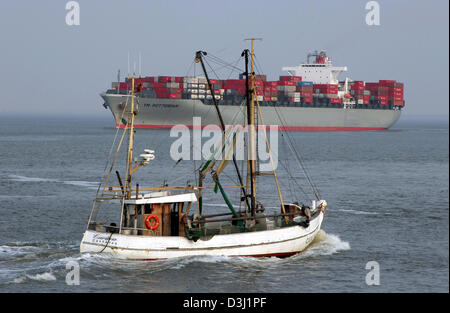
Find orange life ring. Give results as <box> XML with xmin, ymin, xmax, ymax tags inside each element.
<box><xmin>145</xmin><ymin>214</ymin><xmax>160</xmax><ymax>230</ymax></box>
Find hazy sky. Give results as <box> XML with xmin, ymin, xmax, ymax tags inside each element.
<box><xmin>0</xmin><ymin>0</ymin><xmax>448</xmax><ymax>117</ymax></box>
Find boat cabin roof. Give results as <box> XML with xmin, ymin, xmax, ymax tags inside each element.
<box><xmin>124</xmin><ymin>192</ymin><xmax>197</xmax><ymax>205</ymax></box>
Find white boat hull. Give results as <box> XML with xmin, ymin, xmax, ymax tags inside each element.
<box><xmin>80</xmin><ymin>211</ymin><xmax>324</xmax><ymax>260</ymax></box>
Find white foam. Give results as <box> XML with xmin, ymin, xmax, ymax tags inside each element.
<box><xmin>11</xmin><ymin>272</ymin><xmax>57</xmax><ymax>284</ymax></box>
<box><xmin>9</xmin><ymin>175</ymin><xmax>99</xmax><ymax>190</ymax></box>
<box><xmin>26</xmin><ymin>272</ymin><xmax>57</xmax><ymax>281</ymax></box>
<box><xmin>9</xmin><ymin>175</ymin><xmax>58</xmax><ymax>183</ymax></box>
<box><xmin>335</xmin><ymin>208</ymin><xmax>380</xmax><ymax>215</ymax></box>
<box><xmin>63</xmin><ymin>181</ymin><xmax>99</xmax><ymax>189</ymax></box>
<box><xmin>302</xmin><ymin>230</ymin><xmax>351</xmax><ymax>257</ymax></box>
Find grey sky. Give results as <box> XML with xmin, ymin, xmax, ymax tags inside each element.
<box><xmin>0</xmin><ymin>0</ymin><xmax>448</xmax><ymax>117</ymax></box>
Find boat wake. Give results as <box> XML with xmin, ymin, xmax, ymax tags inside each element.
<box><xmin>1</xmin><ymin>231</ymin><xmax>349</xmax><ymax>287</ymax></box>
<box><xmin>8</xmin><ymin>175</ymin><xmax>99</xmax><ymax>190</ymax></box>
<box><xmin>158</xmin><ymin>230</ymin><xmax>350</xmax><ymax>270</ymax></box>
<box><xmin>299</xmin><ymin>229</ymin><xmax>350</xmax><ymax>257</ymax></box>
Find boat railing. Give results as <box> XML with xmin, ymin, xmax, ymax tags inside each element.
<box><xmin>88</xmin><ymin>222</ymin><xmax>161</xmax><ymax>236</ymax></box>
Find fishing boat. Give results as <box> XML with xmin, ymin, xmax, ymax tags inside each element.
<box><xmin>80</xmin><ymin>40</ymin><xmax>328</xmax><ymax>260</ymax></box>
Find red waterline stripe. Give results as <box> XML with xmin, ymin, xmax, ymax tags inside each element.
<box><xmin>117</xmin><ymin>124</ymin><xmax>387</xmax><ymax>131</ymax></box>
<box><xmin>134</xmin><ymin>251</ymin><xmax>301</xmax><ymax>261</ymax></box>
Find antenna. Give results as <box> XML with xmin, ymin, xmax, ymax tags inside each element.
<box><xmin>139</xmin><ymin>52</ymin><xmax>142</xmax><ymax>78</ymax></box>
<box><xmin>127</xmin><ymin>52</ymin><xmax>130</xmax><ymax>78</ymax></box>
<box><xmin>117</xmin><ymin>69</ymin><xmax>120</xmax><ymax>94</ymax></box>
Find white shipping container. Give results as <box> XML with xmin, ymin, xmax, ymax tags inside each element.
<box><xmin>198</xmin><ymin>94</ymin><xmax>205</xmax><ymax>99</ymax></box>
<box><xmin>214</xmin><ymin>95</ymin><xmax>221</xmax><ymax>100</ymax></box>
<box><xmin>191</xmin><ymin>94</ymin><xmax>198</xmax><ymax>99</ymax></box>
<box><xmin>257</xmin><ymin>95</ymin><xmax>264</xmax><ymax>102</ymax></box>
<box><xmin>188</xmin><ymin>83</ymin><xmax>198</xmax><ymax>88</ymax></box>
<box><xmin>197</xmin><ymin>77</ymin><xmax>207</xmax><ymax>84</ymax></box>
<box><xmin>206</xmin><ymin>95</ymin><xmax>213</xmax><ymax>99</ymax></box>
<box><xmin>198</xmin><ymin>84</ymin><xmax>206</xmax><ymax>89</ymax></box>
<box><xmin>184</xmin><ymin>76</ymin><xmax>198</xmax><ymax>84</ymax></box>
<box><xmin>294</xmin><ymin>97</ymin><xmax>300</xmax><ymax>102</ymax></box>
<box><xmin>189</xmin><ymin>89</ymin><xmax>198</xmax><ymax>94</ymax></box>
<box><xmin>166</xmin><ymin>82</ymin><xmax>179</xmax><ymax>88</ymax></box>
<box><xmin>198</xmin><ymin>89</ymin><xmax>206</xmax><ymax>94</ymax></box>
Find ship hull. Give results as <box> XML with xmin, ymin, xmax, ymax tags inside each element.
<box><xmin>102</xmin><ymin>94</ymin><xmax>401</xmax><ymax>130</ymax></box>
<box><xmin>80</xmin><ymin>212</ymin><xmax>324</xmax><ymax>260</ymax></box>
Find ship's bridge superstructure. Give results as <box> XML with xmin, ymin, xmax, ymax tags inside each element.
<box><xmin>282</xmin><ymin>50</ymin><xmax>347</xmax><ymax>84</ymax></box>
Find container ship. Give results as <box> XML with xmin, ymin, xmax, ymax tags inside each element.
<box><xmin>101</xmin><ymin>50</ymin><xmax>404</xmax><ymax>130</ymax></box>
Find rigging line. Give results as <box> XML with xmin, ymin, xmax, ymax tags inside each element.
<box><xmin>277</xmin><ymin>143</ymin><xmax>313</xmax><ymax>201</ymax></box>
<box><xmin>92</xmin><ymin>94</ymin><xmax>130</xmax><ymax>206</ymax></box>
<box><xmin>224</xmin><ymin>56</ymin><xmax>244</xmax><ymax>81</ymax></box>
<box><xmin>98</xmin><ymin>231</ymin><xmax>114</xmax><ymax>253</ymax></box>
<box><xmin>185</xmin><ymin>60</ymin><xmax>195</xmax><ymax>76</ymax></box>
<box><xmin>204</xmin><ymin>59</ymin><xmax>239</xmax><ymax>74</ymax></box>
<box><xmin>204</xmin><ymin>53</ymin><xmax>244</xmax><ymax>73</ymax></box>
<box><xmin>273</xmin><ymin>107</ymin><xmax>321</xmax><ymax>199</ymax></box>
<box><xmin>252</xmin><ymin>54</ymin><xmax>320</xmax><ymax>199</ymax></box>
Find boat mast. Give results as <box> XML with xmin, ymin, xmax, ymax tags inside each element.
<box><xmin>244</xmin><ymin>38</ymin><xmax>261</xmax><ymax>216</ymax></box>
<box><xmin>125</xmin><ymin>75</ymin><xmax>136</xmax><ymax>199</ymax></box>
<box><xmin>194</xmin><ymin>51</ymin><xmax>251</xmax><ymax>213</ymax></box>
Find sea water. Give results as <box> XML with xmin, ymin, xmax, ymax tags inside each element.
<box><xmin>0</xmin><ymin>115</ymin><xmax>448</xmax><ymax>292</ymax></box>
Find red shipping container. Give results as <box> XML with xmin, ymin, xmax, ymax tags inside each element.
<box><xmin>301</xmin><ymin>91</ymin><xmax>313</xmax><ymax>97</ymax></box>
<box><xmin>304</xmin><ymin>97</ymin><xmax>313</xmax><ymax>103</ymax></box>
<box><xmin>156</xmin><ymin>93</ymin><xmax>168</xmax><ymax>99</ymax></box>
<box><xmin>280</xmin><ymin>75</ymin><xmax>302</xmax><ymax>82</ymax></box>
<box><xmin>264</xmin><ymin>96</ymin><xmax>271</xmax><ymax>101</ymax></box>
<box><xmin>379</xmin><ymin>80</ymin><xmax>396</xmax><ymax>85</ymax></box>
<box><xmin>278</xmin><ymin>81</ymin><xmax>296</xmax><ymax>86</ymax></box>
<box><xmin>351</xmin><ymin>85</ymin><xmax>365</xmax><ymax>91</ymax></box>
<box><xmin>389</xmin><ymin>91</ymin><xmax>403</xmax><ymax>97</ymax></box>
<box><xmin>264</xmin><ymin>81</ymin><xmax>278</xmax><ymax>87</ymax></box>
<box><xmin>151</xmin><ymin>82</ymin><xmax>164</xmax><ymax>88</ymax></box>
<box><xmin>330</xmin><ymin>98</ymin><xmax>342</xmax><ymax>104</ymax></box>
<box><xmin>119</xmin><ymin>82</ymin><xmax>129</xmax><ymax>89</ymax></box>
<box><xmin>158</xmin><ymin>76</ymin><xmax>172</xmax><ymax>83</ymax></box>
<box><xmin>226</xmin><ymin>79</ymin><xmax>245</xmax><ymax>84</ymax></box>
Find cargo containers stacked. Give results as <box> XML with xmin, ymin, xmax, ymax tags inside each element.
<box><xmin>111</xmin><ymin>75</ymin><xmax>403</xmax><ymax>109</ymax></box>
<box><xmin>364</xmin><ymin>80</ymin><xmax>404</xmax><ymax>107</ymax></box>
